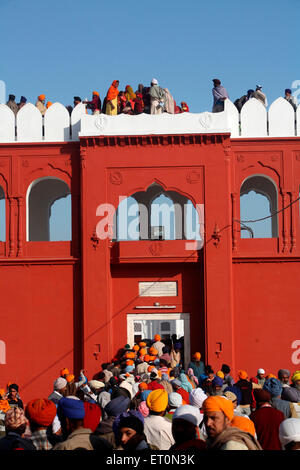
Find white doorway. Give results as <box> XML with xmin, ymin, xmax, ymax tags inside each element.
<box><xmin>127</xmin><ymin>313</ymin><xmax>190</xmax><ymax>371</ymax></box>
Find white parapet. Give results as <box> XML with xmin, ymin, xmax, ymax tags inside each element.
<box><xmin>0</xmin><ymin>104</ymin><xmax>15</xmax><ymax>142</ymax></box>
<box><xmin>0</xmin><ymin>98</ymin><xmax>298</xmax><ymax>143</ymax></box>
<box><xmin>79</xmin><ymin>110</ymin><xmax>230</xmax><ymax>137</ymax></box>
<box><xmin>268</xmin><ymin>97</ymin><xmax>295</xmax><ymax>137</ymax></box>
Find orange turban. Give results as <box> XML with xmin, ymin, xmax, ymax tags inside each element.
<box><xmin>149</xmin><ymin>347</ymin><xmax>158</xmax><ymax>356</ymax></box>
<box><xmin>133</xmin><ymin>345</ymin><xmax>140</xmax><ymax>351</ymax></box>
<box><xmin>193</xmin><ymin>352</ymin><xmax>201</xmax><ymax>361</ymax></box>
<box><xmin>93</xmin><ymin>91</ymin><xmax>99</xmax><ymax>97</ymax></box>
<box><xmin>139</xmin><ymin>349</ymin><xmax>147</xmax><ymax>356</ymax></box>
<box><xmin>126</xmin><ymin>360</ymin><xmax>134</xmax><ymax>366</ymax></box>
<box><xmin>266</xmin><ymin>374</ymin><xmax>276</xmax><ymax>379</ymax></box>
<box><xmin>139</xmin><ymin>342</ymin><xmax>147</xmax><ymax>347</ymax></box>
<box><xmin>202</xmin><ymin>396</ymin><xmax>234</xmax><ymax>422</ymax></box>
<box><xmin>144</xmin><ymin>355</ymin><xmax>150</xmax><ymax>362</ymax></box>
<box><xmin>0</xmin><ymin>399</ymin><xmax>10</xmax><ymax>413</ymax></box>
<box><xmin>148</xmin><ymin>366</ymin><xmax>155</xmax><ymax>372</ymax></box>
<box><xmin>146</xmin><ymin>389</ymin><xmax>168</xmax><ymax>413</ymax></box>
<box><xmin>154</xmin><ymin>334</ymin><xmax>161</xmax><ymax>341</ymax></box>
<box><xmin>238</xmin><ymin>370</ymin><xmax>248</xmax><ymax>380</ymax></box>
<box><xmin>139</xmin><ymin>382</ymin><xmax>148</xmax><ymax>391</ymax></box>
<box><xmin>149</xmin><ymin>356</ymin><xmax>156</xmax><ymax>362</ymax></box>
<box><xmin>66</xmin><ymin>374</ymin><xmax>75</xmax><ymax>383</ymax></box>
<box><xmin>125</xmin><ymin>352</ymin><xmax>135</xmax><ymax>359</ymax></box>
<box><xmin>0</xmin><ymin>388</ymin><xmax>5</xmax><ymax>398</ymax></box>
<box><xmin>25</xmin><ymin>398</ymin><xmax>57</xmax><ymax>427</ymax></box>
<box><xmin>38</xmin><ymin>94</ymin><xmax>45</xmax><ymax>101</ymax></box>
<box><xmin>46</xmin><ymin>101</ymin><xmax>52</xmax><ymax>108</ymax></box>
<box><xmin>231</xmin><ymin>416</ymin><xmax>256</xmax><ymax>437</ymax></box>
<box><xmin>60</xmin><ymin>368</ymin><xmax>69</xmax><ymax>376</ymax></box>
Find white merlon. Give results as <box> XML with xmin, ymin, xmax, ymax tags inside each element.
<box><xmin>0</xmin><ymin>98</ymin><xmax>298</xmax><ymax>143</ymax></box>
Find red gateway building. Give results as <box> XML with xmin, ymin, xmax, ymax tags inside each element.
<box><xmin>0</xmin><ymin>97</ymin><xmax>300</xmax><ymax>401</ymax></box>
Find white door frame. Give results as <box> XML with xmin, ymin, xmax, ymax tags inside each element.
<box><xmin>127</xmin><ymin>313</ymin><xmax>190</xmax><ymax>371</ymax></box>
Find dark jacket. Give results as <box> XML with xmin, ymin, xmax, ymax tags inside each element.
<box><xmin>235</xmin><ymin>379</ymin><xmax>253</xmax><ymax>405</ymax></box>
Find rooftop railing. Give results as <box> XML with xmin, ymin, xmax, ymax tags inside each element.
<box><xmin>0</xmin><ymin>97</ymin><xmax>298</xmax><ymax>143</ymax></box>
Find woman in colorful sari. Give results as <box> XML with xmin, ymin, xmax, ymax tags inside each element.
<box><xmin>125</xmin><ymin>85</ymin><xmax>136</xmax><ymax>103</ymax></box>
<box><xmin>106</xmin><ymin>80</ymin><xmax>119</xmax><ymax>115</ymax></box>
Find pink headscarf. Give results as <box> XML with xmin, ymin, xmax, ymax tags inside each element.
<box><xmin>138</xmin><ymin>401</ymin><xmax>149</xmax><ymax>418</ymax></box>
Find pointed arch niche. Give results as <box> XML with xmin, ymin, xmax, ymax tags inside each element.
<box><xmin>114</xmin><ymin>183</ymin><xmax>201</xmax><ymax>241</ymax></box>
<box><xmin>240</xmin><ymin>175</ymin><xmax>278</xmax><ymax>238</ymax></box>
<box><xmin>27</xmin><ymin>177</ymin><xmax>72</xmax><ymax>241</ymax></box>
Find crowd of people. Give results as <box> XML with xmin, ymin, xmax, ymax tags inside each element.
<box><xmin>4</xmin><ymin>79</ymin><xmax>298</xmax><ymax>122</ymax></box>
<box><xmin>1</xmin><ymin>333</ymin><xmax>300</xmax><ymax>452</ymax></box>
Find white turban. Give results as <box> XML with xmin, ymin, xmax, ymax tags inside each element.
<box><xmin>172</xmin><ymin>405</ymin><xmax>202</xmax><ymax>427</ymax></box>
<box><xmin>151</xmin><ymin>78</ymin><xmax>158</xmax><ymax>85</ymax></box>
<box><xmin>279</xmin><ymin>418</ymin><xmax>300</xmax><ymax>448</ymax></box>
<box><xmin>54</xmin><ymin>377</ymin><xmax>67</xmax><ymax>391</ymax></box>
<box><xmin>257</xmin><ymin>368</ymin><xmax>265</xmax><ymax>374</ymax></box>
<box><xmin>189</xmin><ymin>388</ymin><xmax>207</xmax><ymax>408</ymax></box>
<box><xmin>88</xmin><ymin>380</ymin><xmax>105</xmax><ymax>390</ymax></box>
<box><xmin>168</xmin><ymin>392</ymin><xmax>183</xmax><ymax>408</ymax></box>
<box><xmin>119</xmin><ymin>380</ymin><xmax>133</xmax><ymax>398</ymax></box>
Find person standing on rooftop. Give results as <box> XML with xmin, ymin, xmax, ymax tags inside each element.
<box><xmin>253</xmin><ymin>85</ymin><xmax>268</xmax><ymax>107</ymax></box>
<box><xmin>212</xmin><ymin>79</ymin><xmax>229</xmax><ymax>113</ymax></box>
<box><xmin>106</xmin><ymin>80</ymin><xmax>119</xmax><ymax>115</ymax></box>
<box><xmin>149</xmin><ymin>78</ymin><xmax>166</xmax><ymax>115</ymax></box>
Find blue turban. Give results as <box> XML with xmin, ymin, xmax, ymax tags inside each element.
<box><xmin>285</xmin><ymin>89</ymin><xmax>292</xmax><ymax>95</ymax></box>
<box><xmin>57</xmin><ymin>397</ymin><xmax>85</xmax><ymax>419</ymax></box>
<box><xmin>104</xmin><ymin>395</ymin><xmax>130</xmax><ymax>417</ymax></box>
<box><xmin>113</xmin><ymin>410</ymin><xmax>144</xmax><ymax>437</ymax></box>
<box><xmin>212</xmin><ymin>376</ymin><xmax>224</xmax><ymax>387</ymax></box>
<box><xmin>125</xmin><ymin>365</ymin><xmax>134</xmax><ymax>373</ymax></box>
<box><xmin>140</xmin><ymin>390</ymin><xmax>151</xmax><ymax>401</ymax></box>
<box><xmin>263</xmin><ymin>378</ymin><xmax>282</xmax><ymax>397</ymax></box>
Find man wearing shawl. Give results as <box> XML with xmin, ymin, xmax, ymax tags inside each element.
<box><xmin>202</xmin><ymin>396</ymin><xmax>262</xmax><ymax>450</ymax></box>
<box><xmin>25</xmin><ymin>398</ymin><xmax>57</xmax><ymax>450</ymax></box>
<box><xmin>106</xmin><ymin>80</ymin><xmax>119</xmax><ymax>115</ymax></box>
<box><xmin>212</xmin><ymin>79</ymin><xmax>229</xmax><ymax>113</ymax></box>
<box><xmin>83</xmin><ymin>91</ymin><xmax>102</xmax><ymax>115</ymax></box>
<box><xmin>144</xmin><ymin>389</ymin><xmax>174</xmax><ymax>450</ymax></box>
<box><xmin>36</xmin><ymin>94</ymin><xmax>47</xmax><ymax>116</ymax></box>
<box><xmin>278</xmin><ymin>369</ymin><xmax>291</xmax><ymax>388</ymax></box>
<box><xmin>149</xmin><ymin>78</ymin><xmax>166</xmax><ymax>115</ymax></box>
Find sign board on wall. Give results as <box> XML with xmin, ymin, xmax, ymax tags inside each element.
<box><xmin>139</xmin><ymin>281</ymin><xmax>177</xmax><ymax>297</ymax></box>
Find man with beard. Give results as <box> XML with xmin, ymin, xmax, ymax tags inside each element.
<box><xmin>202</xmin><ymin>396</ymin><xmax>262</xmax><ymax>450</ymax></box>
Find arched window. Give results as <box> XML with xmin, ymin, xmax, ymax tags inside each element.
<box><xmin>151</xmin><ymin>194</ymin><xmax>175</xmax><ymax>240</ymax></box>
<box><xmin>27</xmin><ymin>177</ymin><xmax>71</xmax><ymax>241</ymax></box>
<box><xmin>0</xmin><ymin>186</ymin><xmax>5</xmax><ymax>241</ymax></box>
<box><xmin>116</xmin><ymin>196</ymin><xmax>139</xmax><ymax>241</ymax></box>
<box><xmin>240</xmin><ymin>175</ymin><xmax>278</xmax><ymax>238</ymax></box>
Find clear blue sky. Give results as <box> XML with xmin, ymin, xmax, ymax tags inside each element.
<box><xmin>1</xmin><ymin>0</ymin><xmax>299</xmax><ymax>112</ymax></box>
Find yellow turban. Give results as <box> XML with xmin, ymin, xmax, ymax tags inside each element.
<box><xmin>146</xmin><ymin>389</ymin><xmax>168</xmax><ymax>413</ymax></box>
<box><xmin>193</xmin><ymin>352</ymin><xmax>201</xmax><ymax>361</ymax></box>
<box><xmin>231</xmin><ymin>416</ymin><xmax>256</xmax><ymax>437</ymax></box>
<box><xmin>202</xmin><ymin>396</ymin><xmax>234</xmax><ymax>422</ymax></box>
<box><xmin>217</xmin><ymin>371</ymin><xmax>225</xmax><ymax>379</ymax></box>
<box><xmin>238</xmin><ymin>370</ymin><xmax>248</xmax><ymax>380</ymax></box>
<box><xmin>292</xmin><ymin>371</ymin><xmax>300</xmax><ymax>383</ymax></box>
<box><xmin>266</xmin><ymin>373</ymin><xmax>276</xmax><ymax>379</ymax></box>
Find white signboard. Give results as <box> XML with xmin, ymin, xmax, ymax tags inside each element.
<box><xmin>139</xmin><ymin>281</ymin><xmax>177</xmax><ymax>297</ymax></box>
